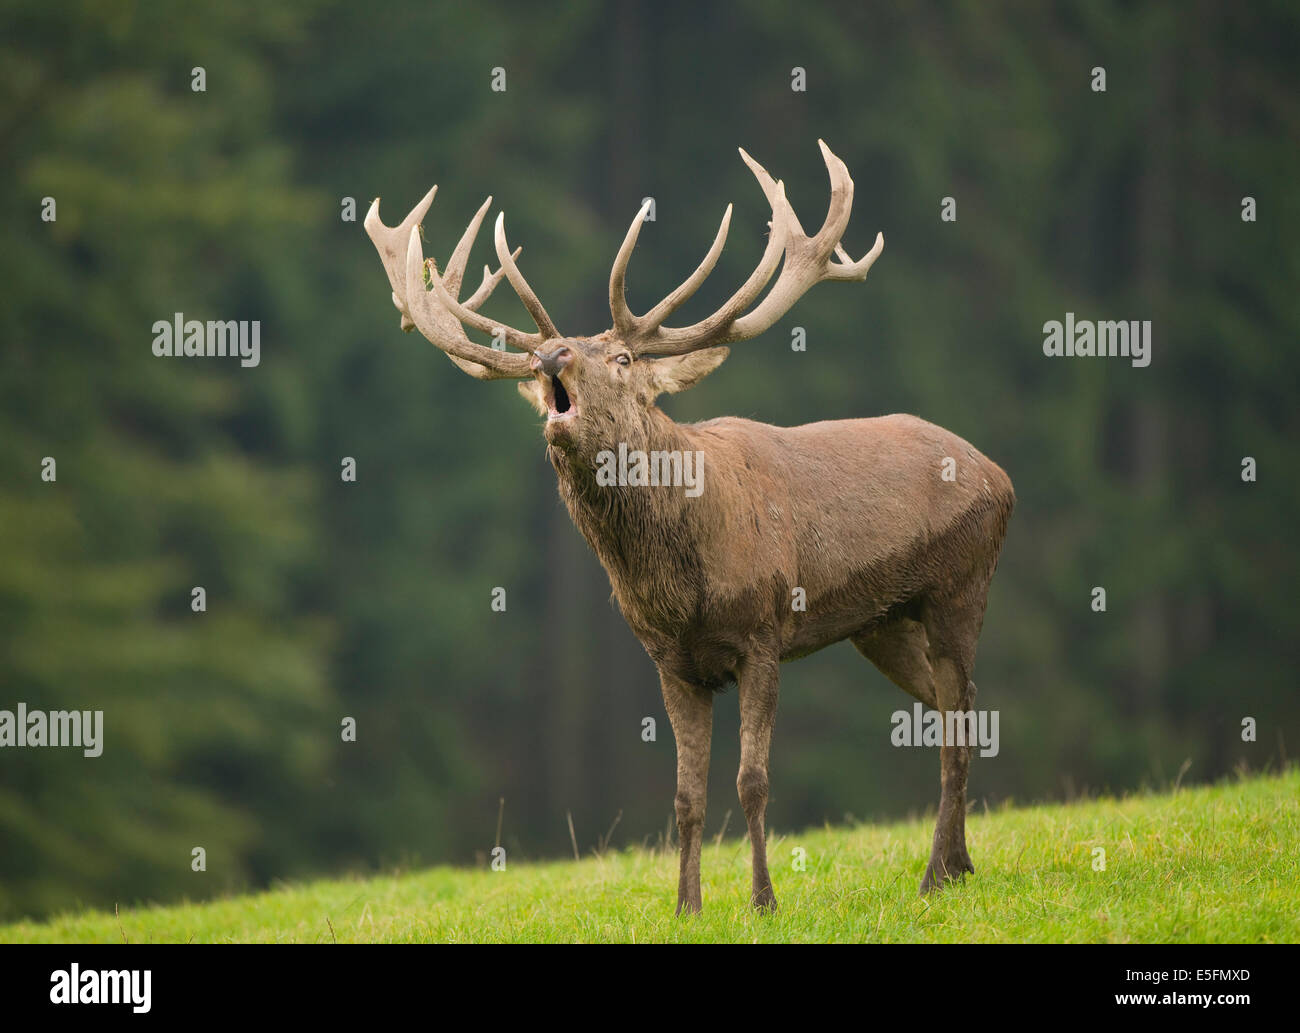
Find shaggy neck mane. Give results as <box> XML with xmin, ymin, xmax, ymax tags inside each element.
<box><xmin>547</xmin><ymin>408</ymin><xmax>701</xmax><ymax>586</ymax></box>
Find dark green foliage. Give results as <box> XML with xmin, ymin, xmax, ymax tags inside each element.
<box><xmin>0</xmin><ymin>0</ymin><xmax>1295</xmax><ymax>920</ymax></box>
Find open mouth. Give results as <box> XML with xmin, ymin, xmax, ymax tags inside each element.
<box><xmin>546</xmin><ymin>375</ymin><xmax>576</xmax><ymax>421</ymax></box>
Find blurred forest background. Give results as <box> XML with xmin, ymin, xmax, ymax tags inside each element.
<box><xmin>1</xmin><ymin>0</ymin><xmax>1296</xmax><ymax>921</ymax></box>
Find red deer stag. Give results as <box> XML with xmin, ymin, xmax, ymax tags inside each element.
<box><xmin>365</xmin><ymin>141</ymin><xmax>1014</xmax><ymax>913</ymax></box>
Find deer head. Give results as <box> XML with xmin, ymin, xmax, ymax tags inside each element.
<box><xmin>364</xmin><ymin>141</ymin><xmax>884</xmax><ymax>459</ymax></box>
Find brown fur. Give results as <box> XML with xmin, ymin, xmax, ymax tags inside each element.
<box><xmin>521</xmin><ymin>333</ymin><xmax>1014</xmax><ymax>912</ymax></box>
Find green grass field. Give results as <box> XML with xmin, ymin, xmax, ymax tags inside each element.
<box><xmin>5</xmin><ymin>769</ymin><xmax>1297</xmax><ymax>944</ymax></box>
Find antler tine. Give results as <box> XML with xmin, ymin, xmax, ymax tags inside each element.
<box><xmin>638</xmin><ymin>205</ymin><xmax>734</xmax><ymax>334</ymax></box>
<box><xmin>494</xmin><ymin>213</ymin><xmax>560</xmax><ymax>340</ymax></box>
<box><xmin>428</xmin><ymin>250</ymin><xmax>546</xmax><ymax>354</ymax></box>
<box><xmin>438</xmin><ymin>197</ymin><xmax>552</xmax><ymax>315</ymax></box>
<box><xmin>441</xmin><ymin>195</ymin><xmax>493</xmax><ymax>299</ymax></box>
<box><xmin>367</xmin><ymin>187</ymin><xmax>491</xmax><ymax>376</ymax></box>
<box><xmin>430</xmin><ymin>249</ymin><xmax>523</xmax><ymax>377</ymax></box>
<box><xmin>365</xmin><ymin>183</ymin><xmax>563</xmax><ymax>377</ymax></box>
<box><xmin>625</xmin><ymin>141</ymin><xmax>884</xmax><ymax>357</ymax></box>
<box><xmin>609</xmin><ymin>201</ymin><xmax>747</xmax><ymax>345</ymax></box>
<box><xmin>364</xmin><ymin>185</ymin><xmax>438</xmax><ymax>331</ymax></box>
<box><xmin>811</xmin><ymin>139</ymin><xmax>883</xmax><ymax>280</ymax></box>
<box><xmin>808</xmin><ymin>139</ymin><xmax>854</xmax><ymax>260</ymax></box>
<box><xmin>828</xmin><ymin>232</ymin><xmax>885</xmax><ymax>281</ymax></box>
<box><xmin>403</xmin><ymin>225</ymin><xmax>533</xmax><ymax>379</ymax></box>
<box><xmin>633</xmin><ymin>176</ymin><xmax>791</xmax><ymax>356</ymax></box>
<box><xmin>829</xmin><ymin>233</ymin><xmax>885</xmax><ymax>280</ymax></box>
<box><xmin>463</xmin><ymin>254</ymin><xmax>519</xmax><ymax>312</ymax></box>
<box><xmin>738</xmin><ymin>147</ymin><xmax>806</xmax><ymax>239</ymax></box>
<box><xmin>609</xmin><ymin>198</ymin><xmax>655</xmax><ymax>338</ymax></box>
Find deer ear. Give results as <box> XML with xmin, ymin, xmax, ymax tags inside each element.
<box><xmin>647</xmin><ymin>346</ymin><xmax>730</xmax><ymax>396</ymax></box>
<box><xmin>517</xmin><ymin>379</ymin><xmax>547</xmax><ymax>415</ymax></box>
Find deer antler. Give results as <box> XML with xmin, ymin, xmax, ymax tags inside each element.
<box><xmin>608</xmin><ymin>140</ymin><xmax>884</xmax><ymax>356</ymax></box>
<box><xmin>364</xmin><ymin>188</ymin><xmax>560</xmax><ymax>379</ymax></box>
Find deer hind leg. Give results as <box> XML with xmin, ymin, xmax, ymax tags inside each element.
<box><xmin>918</xmin><ymin>594</ymin><xmax>989</xmax><ymax>894</ymax></box>
<box><xmin>736</xmin><ymin>651</ymin><xmax>780</xmax><ymax>911</ymax></box>
<box><xmin>919</xmin><ymin>658</ymin><xmax>977</xmax><ymax>893</ymax></box>
<box><xmin>659</xmin><ymin>671</ymin><xmax>713</xmax><ymax>916</ymax></box>
<box><xmin>852</xmin><ymin>611</ymin><xmax>980</xmax><ymax>894</ymax></box>
<box><xmin>852</xmin><ymin>617</ymin><xmax>937</xmax><ymax>708</ymax></box>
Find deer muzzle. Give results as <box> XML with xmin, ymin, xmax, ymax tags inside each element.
<box><xmin>531</xmin><ymin>345</ymin><xmax>573</xmax><ymax>378</ymax></box>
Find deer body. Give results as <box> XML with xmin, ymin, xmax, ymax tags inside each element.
<box><xmin>552</xmin><ymin>408</ymin><xmax>1012</xmax><ymax>687</ymax></box>
<box><xmin>365</xmin><ymin>141</ymin><xmax>1014</xmax><ymax>914</ymax></box>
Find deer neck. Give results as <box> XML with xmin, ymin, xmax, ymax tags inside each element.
<box><xmin>548</xmin><ymin>408</ymin><xmax>705</xmax><ymax>600</ymax></box>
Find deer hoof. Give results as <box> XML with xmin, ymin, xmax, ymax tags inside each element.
<box><xmin>919</xmin><ymin>853</ymin><xmax>975</xmax><ymax>895</ymax></box>
<box><xmin>751</xmin><ymin>885</ymin><xmax>778</xmax><ymax>913</ymax></box>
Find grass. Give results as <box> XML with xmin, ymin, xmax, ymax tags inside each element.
<box><xmin>4</xmin><ymin>769</ymin><xmax>1297</xmax><ymax>943</ymax></box>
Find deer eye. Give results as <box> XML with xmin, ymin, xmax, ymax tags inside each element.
<box><xmin>614</xmin><ymin>354</ymin><xmax>631</xmax><ymax>367</ymax></box>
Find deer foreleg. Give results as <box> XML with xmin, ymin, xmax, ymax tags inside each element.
<box><xmin>736</xmin><ymin>652</ymin><xmax>780</xmax><ymax>911</ymax></box>
<box><xmin>661</xmin><ymin>672</ymin><xmax>713</xmax><ymax>915</ymax></box>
